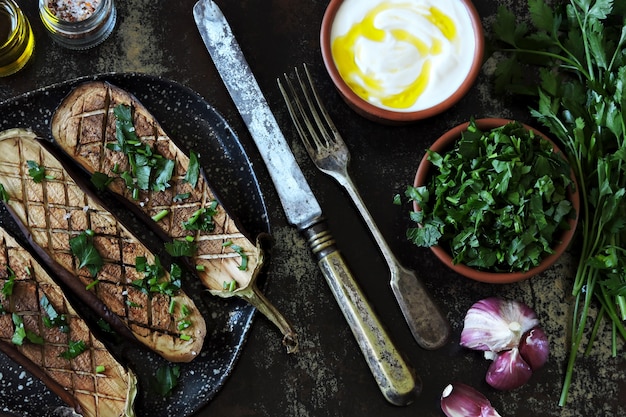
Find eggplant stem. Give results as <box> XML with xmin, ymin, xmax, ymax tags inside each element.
<box><xmin>240</xmin><ymin>284</ymin><xmax>299</xmax><ymax>353</ymax></box>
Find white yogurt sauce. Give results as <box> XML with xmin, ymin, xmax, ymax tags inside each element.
<box><xmin>330</xmin><ymin>0</ymin><xmax>478</xmax><ymax>112</ymax></box>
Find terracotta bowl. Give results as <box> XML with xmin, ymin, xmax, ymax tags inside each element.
<box><xmin>413</xmin><ymin>118</ymin><xmax>580</xmax><ymax>283</ymax></box>
<box><xmin>320</xmin><ymin>0</ymin><xmax>484</xmax><ymax>124</ymax></box>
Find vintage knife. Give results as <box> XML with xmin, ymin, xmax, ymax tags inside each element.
<box><xmin>193</xmin><ymin>0</ymin><xmax>419</xmax><ymax>406</ymax></box>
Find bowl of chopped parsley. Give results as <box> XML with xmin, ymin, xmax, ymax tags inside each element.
<box><xmin>407</xmin><ymin>118</ymin><xmax>579</xmax><ymax>283</ymax></box>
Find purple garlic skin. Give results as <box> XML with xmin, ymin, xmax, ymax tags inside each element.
<box><xmin>460</xmin><ymin>297</ymin><xmax>540</xmax><ymax>352</ymax></box>
<box><xmin>486</xmin><ymin>347</ymin><xmax>533</xmax><ymax>390</ymax></box>
<box><xmin>519</xmin><ymin>326</ymin><xmax>550</xmax><ymax>370</ymax></box>
<box><xmin>440</xmin><ymin>382</ymin><xmax>502</xmax><ymax>417</ymax></box>
<box><xmin>460</xmin><ymin>297</ymin><xmax>550</xmax><ymax>390</ymax></box>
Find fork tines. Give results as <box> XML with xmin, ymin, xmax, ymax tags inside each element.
<box><xmin>278</xmin><ymin>64</ymin><xmax>338</xmax><ymax>154</ymax></box>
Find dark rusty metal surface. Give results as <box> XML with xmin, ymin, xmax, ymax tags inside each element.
<box><xmin>1</xmin><ymin>1</ymin><xmax>624</xmax><ymax>416</ymax></box>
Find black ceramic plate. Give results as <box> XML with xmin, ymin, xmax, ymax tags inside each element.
<box><xmin>0</xmin><ymin>73</ymin><xmax>270</xmax><ymax>417</ymax></box>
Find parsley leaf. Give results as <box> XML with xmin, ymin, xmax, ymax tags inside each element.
<box><xmin>40</xmin><ymin>294</ymin><xmax>70</xmax><ymax>333</ymax></box>
<box><xmin>26</xmin><ymin>160</ymin><xmax>48</xmax><ymax>183</ymax></box>
<box><xmin>59</xmin><ymin>340</ymin><xmax>87</xmax><ymax>360</ymax></box>
<box><xmin>91</xmin><ymin>171</ymin><xmax>115</xmax><ymax>190</ymax></box>
<box><xmin>184</xmin><ymin>150</ymin><xmax>200</xmax><ymax>188</ymax></box>
<box><xmin>0</xmin><ymin>183</ymin><xmax>9</xmax><ymax>202</ymax></box>
<box><xmin>2</xmin><ymin>266</ymin><xmax>16</xmax><ymax>298</ymax></box>
<box><xmin>11</xmin><ymin>313</ymin><xmax>44</xmax><ymax>346</ymax></box>
<box><xmin>173</xmin><ymin>192</ymin><xmax>191</xmax><ymax>202</ymax></box>
<box><xmin>69</xmin><ymin>230</ymin><xmax>104</xmax><ymax>277</ymax></box>
<box><xmin>165</xmin><ymin>240</ymin><xmax>198</xmax><ymax>257</ymax></box>
<box><xmin>152</xmin><ymin>364</ymin><xmax>181</xmax><ymax>397</ymax></box>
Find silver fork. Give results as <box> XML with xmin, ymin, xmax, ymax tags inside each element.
<box><xmin>278</xmin><ymin>64</ymin><xmax>450</xmax><ymax>350</ymax></box>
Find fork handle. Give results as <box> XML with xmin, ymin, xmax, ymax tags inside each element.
<box><xmin>300</xmin><ymin>217</ymin><xmax>420</xmax><ymax>406</ymax></box>
<box><xmin>336</xmin><ymin>174</ymin><xmax>450</xmax><ymax>349</ymax></box>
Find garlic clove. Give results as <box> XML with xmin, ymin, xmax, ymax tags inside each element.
<box><xmin>440</xmin><ymin>382</ymin><xmax>502</xmax><ymax>417</ymax></box>
<box><xmin>486</xmin><ymin>347</ymin><xmax>533</xmax><ymax>390</ymax></box>
<box><xmin>460</xmin><ymin>297</ymin><xmax>540</xmax><ymax>353</ymax></box>
<box><xmin>519</xmin><ymin>326</ymin><xmax>549</xmax><ymax>370</ymax></box>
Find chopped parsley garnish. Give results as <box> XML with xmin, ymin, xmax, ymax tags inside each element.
<box><xmin>180</xmin><ymin>304</ymin><xmax>190</xmax><ymax>317</ymax></box>
<box><xmin>184</xmin><ymin>150</ymin><xmax>200</xmax><ymax>188</ymax></box>
<box><xmin>165</xmin><ymin>240</ymin><xmax>198</xmax><ymax>257</ymax></box>
<box><xmin>85</xmin><ymin>279</ymin><xmax>99</xmax><ymax>290</ymax></box>
<box><xmin>177</xmin><ymin>320</ymin><xmax>191</xmax><ymax>331</ymax></box>
<box><xmin>406</xmin><ymin>119</ymin><xmax>574</xmax><ymax>272</ymax></box>
<box><xmin>69</xmin><ymin>229</ymin><xmax>104</xmax><ymax>277</ymax></box>
<box><xmin>26</xmin><ymin>160</ymin><xmax>53</xmax><ymax>183</ymax></box>
<box><xmin>223</xmin><ymin>241</ymin><xmax>249</xmax><ymax>271</ymax></box>
<box><xmin>132</xmin><ymin>256</ymin><xmax>182</xmax><ymax>297</ymax></box>
<box><xmin>182</xmin><ymin>201</ymin><xmax>219</xmax><ymax>232</ymax></box>
<box><xmin>40</xmin><ymin>294</ymin><xmax>69</xmax><ymax>333</ymax></box>
<box><xmin>2</xmin><ymin>267</ymin><xmax>16</xmax><ymax>298</ymax></box>
<box><xmin>91</xmin><ymin>171</ymin><xmax>115</xmax><ymax>190</ymax></box>
<box><xmin>152</xmin><ymin>209</ymin><xmax>169</xmax><ymax>222</ymax></box>
<box><xmin>0</xmin><ymin>183</ymin><xmax>9</xmax><ymax>202</ymax></box>
<box><xmin>11</xmin><ymin>313</ymin><xmax>44</xmax><ymax>346</ymax></box>
<box><xmin>108</xmin><ymin>104</ymin><xmax>176</xmax><ymax>197</ymax></box>
<box><xmin>60</xmin><ymin>340</ymin><xmax>87</xmax><ymax>360</ymax></box>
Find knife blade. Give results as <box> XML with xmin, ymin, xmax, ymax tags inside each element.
<box><xmin>193</xmin><ymin>0</ymin><xmax>420</xmax><ymax>406</ymax></box>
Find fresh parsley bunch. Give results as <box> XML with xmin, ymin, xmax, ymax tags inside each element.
<box><xmin>407</xmin><ymin>119</ymin><xmax>575</xmax><ymax>273</ymax></box>
<box><xmin>493</xmin><ymin>0</ymin><xmax>626</xmax><ymax>406</ymax></box>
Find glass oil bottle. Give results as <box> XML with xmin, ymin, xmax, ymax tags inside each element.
<box><xmin>0</xmin><ymin>0</ymin><xmax>35</xmax><ymax>77</ymax></box>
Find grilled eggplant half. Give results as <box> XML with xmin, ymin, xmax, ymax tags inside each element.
<box><xmin>0</xmin><ymin>128</ymin><xmax>206</xmax><ymax>363</ymax></box>
<box><xmin>51</xmin><ymin>81</ymin><xmax>297</xmax><ymax>352</ymax></box>
<box><xmin>0</xmin><ymin>225</ymin><xmax>137</xmax><ymax>417</ymax></box>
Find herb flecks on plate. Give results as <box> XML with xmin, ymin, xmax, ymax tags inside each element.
<box><xmin>407</xmin><ymin>119</ymin><xmax>574</xmax><ymax>273</ymax></box>
<box><xmin>132</xmin><ymin>256</ymin><xmax>182</xmax><ymax>297</ymax></box>
<box><xmin>493</xmin><ymin>0</ymin><xmax>626</xmax><ymax>405</ymax></box>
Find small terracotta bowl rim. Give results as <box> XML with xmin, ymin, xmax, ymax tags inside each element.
<box><xmin>413</xmin><ymin>118</ymin><xmax>580</xmax><ymax>284</ymax></box>
<box><xmin>320</xmin><ymin>0</ymin><xmax>485</xmax><ymax>124</ymax></box>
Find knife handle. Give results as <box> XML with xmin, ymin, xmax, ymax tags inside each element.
<box><xmin>301</xmin><ymin>218</ymin><xmax>421</xmax><ymax>406</ymax></box>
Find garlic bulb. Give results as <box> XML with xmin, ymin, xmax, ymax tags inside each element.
<box><xmin>460</xmin><ymin>298</ymin><xmax>539</xmax><ymax>352</ymax></box>
<box><xmin>440</xmin><ymin>382</ymin><xmax>502</xmax><ymax>417</ymax></box>
<box><xmin>460</xmin><ymin>297</ymin><xmax>549</xmax><ymax>390</ymax></box>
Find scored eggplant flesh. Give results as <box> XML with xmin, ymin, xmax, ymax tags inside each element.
<box><xmin>0</xmin><ymin>128</ymin><xmax>206</xmax><ymax>363</ymax></box>
<box><xmin>51</xmin><ymin>81</ymin><xmax>297</xmax><ymax>352</ymax></box>
<box><xmin>0</xmin><ymin>225</ymin><xmax>137</xmax><ymax>417</ymax></box>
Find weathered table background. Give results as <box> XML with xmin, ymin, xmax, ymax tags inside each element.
<box><xmin>1</xmin><ymin>1</ymin><xmax>624</xmax><ymax>416</ymax></box>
